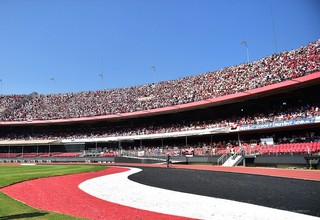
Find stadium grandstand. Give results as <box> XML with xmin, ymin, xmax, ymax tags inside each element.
<box><xmin>0</xmin><ymin>40</ymin><xmax>319</xmax><ymax>168</ymax></box>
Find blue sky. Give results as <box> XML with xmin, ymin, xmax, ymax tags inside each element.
<box><xmin>0</xmin><ymin>0</ymin><xmax>319</xmax><ymax>95</ymax></box>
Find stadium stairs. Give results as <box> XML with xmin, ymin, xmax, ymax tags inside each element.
<box><xmin>222</xmin><ymin>155</ymin><xmax>243</xmax><ymax>167</ymax></box>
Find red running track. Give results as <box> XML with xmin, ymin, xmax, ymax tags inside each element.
<box><xmin>173</xmin><ymin>165</ymin><xmax>320</xmax><ymax>181</ymax></box>
<box><xmin>0</xmin><ymin>167</ymin><xmax>193</xmax><ymax>220</ymax></box>
<box><xmin>107</xmin><ymin>163</ymin><xmax>320</xmax><ymax>181</ymax></box>
<box><xmin>1</xmin><ymin>164</ymin><xmax>320</xmax><ymax>220</ymax></box>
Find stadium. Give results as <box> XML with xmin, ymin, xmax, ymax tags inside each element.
<box><xmin>0</xmin><ymin>40</ymin><xmax>320</xmax><ymax>219</ymax></box>
<box><xmin>1</xmin><ymin>1</ymin><xmax>320</xmax><ymax>218</ymax></box>
<box><xmin>0</xmin><ymin>40</ymin><xmax>319</xmax><ymax>169</ymax></box>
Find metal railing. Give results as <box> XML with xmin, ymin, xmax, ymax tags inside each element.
<box><xmin>217</xmin><ymin>147</ymin><xmax>244</xmax><ymax>166</ymax></box>
<box><xmin>217</xmin><ymin>152</ymin><xmax>229</xmax><ymax>165</ymax></box>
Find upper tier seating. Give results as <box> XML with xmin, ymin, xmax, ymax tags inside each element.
<box><xmin>0</xmin><ymin>40</ymin><xmax>319</xmax><ymax>122</ymax></box>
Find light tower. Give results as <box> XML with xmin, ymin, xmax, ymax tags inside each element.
<box><xmin>99</xmin><ymin>56</ymin><xmax>105</xmax><ymax>90</ymax></box>
<box><xmin>240</xmin><ymin>40</ymin><xmax>250</xmax><ymax>63</ymax></box>
<box><xmin>151</xmin><ymin>66</ymin><xmax>156</xmax><ymax>84</ymax></box>
<box><xmin>49</xmin><ymin>77</ymin><xmax>55</xmax><ymax>94</ymax></box>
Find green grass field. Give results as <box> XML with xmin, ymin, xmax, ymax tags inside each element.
<box><xmin>0</xmin><ymin>164</ymin><xmax>107</xmax><ymax>220</ymax></box>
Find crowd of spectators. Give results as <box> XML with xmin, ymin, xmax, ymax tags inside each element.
<box><xmin>122</xmin><ymin>129</ymin><xmax>320</xmax><ymax>157</ymax></box>
<box><xmin>0</xmin><ymin>95</ymin><xmax>26</xmax><ymax>118</ymax></box>
<box><xmin>0</xmin><ymin>40</ymin><xmax>319</xmax><ymax>121</ymax></box>
<box><xmin>0</xmin><ymin>102</ymin><xmax>319</xmax><ymax>141</ymax></box>
<box><xmin>232</xmin><ymin>104</ymin><xmax>320</xmax><ymax>126</ymax></box>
